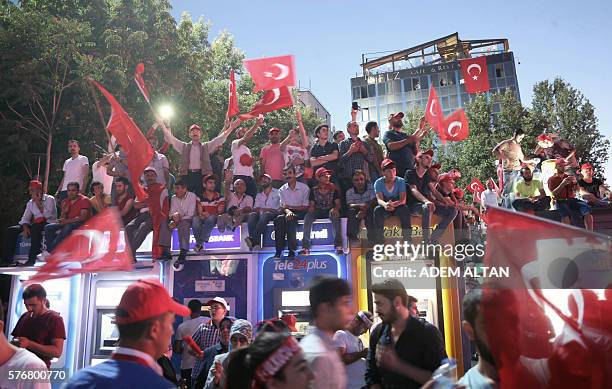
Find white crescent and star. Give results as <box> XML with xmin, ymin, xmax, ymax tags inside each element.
<box><xmin>470</xmin><ymin>182</ymin><xmax>480</xmax><ymax>191</ymax></box>
<box><xmin>429</xmin><ymin>100</ymin><xmax>438</xmax><ymax>117</ymax></box>
<box><xmin>466</xmin><ymin>63</ymin><xmax>482</xmax><ymax>80</ymax></box>
<box><xmin>74</xmin><ymin>230</ymin><xmax>109</xmax><ymax>265</ymax></box>
<box><xmin>263</xmin><ymin>88</ymin><xmax>281</xmax><ymax>105</ymax></box>
<box><xmin>263</xmin><ymin>63</ymin><xmax>290</xmax><ymax>80</ymax></box>
<box><xmin>447</xmin><ymin>121</ymin><xmax>462</xmax><ymax>138</ymax></box>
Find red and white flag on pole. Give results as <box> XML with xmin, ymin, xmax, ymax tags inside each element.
<box><xmin>227</xmin><ymin>69</ymin><xmax>240</xmax><ymax>118</ymax></box>
<box><xmin>439</xmin><ymin>108</ymin><xmax>470</xmax><ymax>142</ymax></box>
<box><xmin>243</xmin><ymin>55</ymin><xmax>296</xmax><ymax>92</ymax></box>
<box><xmin>425</xmin><ymin>86</ymin><xmax>443</xmax><ymax>131</ymax></box>
<box><xmin>90</xmin><ymin>80</ymin><xmax>153</xmax><ymax>201</ymax></box>
<box><xmin>239</xmin><ymin>86</ymin><xmax>294</xmax><ymax>120</ymax></box>
<box><xmin>481</xmin><ymin>207</ymin><xmax>611</xmax><ymax>388</ymax></box>
<box><xmin>28</xmin><ymin>208</ymin><xmax>132</xmax><ymax>282</ymax></box>
<box><xmin>134</xmin><ymin>63</ymin><xmax>150</xmax><ymax>103</ymax></box>
<box><xmin>460</xmin><ymin>56</ymin><xmax>490</xmax><ymax>94</ymax></box>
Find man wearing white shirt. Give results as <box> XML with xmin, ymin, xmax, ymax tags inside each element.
<box><xmin>334</xmin><ymin>311</ymin><xmax>373</xmax><ymax>389</ymax></box>
<box><xmin>146</xmin><ymin>134</ymin><xmax>170</xmax><ymax>186</ymax></box>
<box><xmin>274</xmin><ymin>166</ymin><xmax>310</xmax><ymax>258</ymax></box>
<box><xmin>55</xmin><ymin>140</ymin><xmax>89</xmax><ymax>200</ymax></box>
<box><xmin>0</xmin><ymin>301</ymin><xmax>50</xmax><ymax>389</ymax></box>
<box><xmin>2</xmin><ymin>180</ymin><xmax>57</xmax><ymax>266</ymax></box>
<box><xmin>91</xmin><ymin>153</ymin><xmax>114</xmax><ymax>196</ymax></box>
<box><xmin>480</xmin><ymin>180</ymin><xmax>500</xmax><ymax>211</ymax></box>
<box><xmin>169</xmin><ymin>180</ymin><xmax>198</xmax><ymax>264</ymax></box>
<box><xmin>245</xmin><ymin>174</ymin><xmax>281</xmax><ymax>250</ymax></box>
<box><xmin>231</xmin><ymin>116</ymin><xmax>263</xmax><ymax>199</ymax></box>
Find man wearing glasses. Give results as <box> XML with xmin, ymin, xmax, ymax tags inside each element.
<box><xmin>190</xmin><ymin>297</ymin><xmax>230</xmax><ymax>383</ymax></box>
<box><xmin>42</xmin><ymin>181</ymin><xmax>91</xmax><ymax>257</ymax></box>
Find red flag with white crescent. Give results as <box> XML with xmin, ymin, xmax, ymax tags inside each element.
<box><xmin>28</xmin><ymin>208</ymin><xmax>132</xmax><ymax>282</ymax></box>
<box><xmin>90</xmin><ymin>80</ymin><xmax>153</xmax><ymax>201</ymax></box>
<box><xmin>425</xmin><ymin>86</ymin><xmax>443</xmax><ymax>131</ymax></box>
<box><xmin>460</xmin><ymin>57</ymin><xmax>490</xmax><ymax>94</ymax></box>
<box><xmin>439</xmin><ymin>109</ymin><xmax>470</xmax><ymax>142</ymax></box>
<box><xmin>239</xmin><ymin>86</ymin><xmax>294</xmax><ymax>120</ymax></box>
<box><xmin>227</xmin><ymin>69</ymin><xmax>240</xmax><ymax>118</ymax></box>
<box><xmin>466</xmin><ymin>178</ymin><xmax>486</xmax><ymax>194</ymax></box>
<box><xmin>244</xmin><ymin>55</ymin><xmax>296</xmax><ymax>92</ymax></box>
<box><xmin>134</xmin><ymin>63</ymin><xmax>150</xmax><ymax>103</ymax></box>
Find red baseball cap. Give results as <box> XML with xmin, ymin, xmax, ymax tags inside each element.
<box><xmin>417</xmin><ymin>149</ymin><xmax>434</xmax><ymax>158</ymax></box>
<box><xmin>315</xmin><ymin>167</ymin><xmax>332</xmax><ymax>178</ymax></box>
<box><xmin>29</xmin><ymin>180</ymin><xmax>43</xmax><ymax>190</ymax></box>
<box><xmin>189</xmin><ymin>124</ymin><xmax>202</xmax><ymax>132</ymax></box>
<box><xmin>581</xmin><ymin>163</ymin><xmax>593</xmax><ymax>170</ymax></box>
<box><xmin>268</xmin><ymin>127</ymin><xmax>280</xmax><ymax>135</ymax></box>
<box><xmin>438</xmin><ymin>173</ymin><xmax>454</xmax><ymax>183</ymax></box>
<box><xmin>115</xmin><ymin>279</ymin><xmax>190</xmax><ymax>324</ymax></box>
<box><xmin>537</xmin><ymin>134</ymin><xmax>553</xmax><ymax>143</ymax></box>
<box><xmin>453</xmin><ymin>188</ymin><xmax>464</xmax><ymax>199</ymax></box>
<box><xmin>430</xmin><ymin>163</ymin><xmax>442</xmax><ymax>170</ymax></box>
<box><xmin>381</xmin><ymin>158</ymin><xmax>396</xmax><ymax>170</ymax></box>
<box><xmin>280</xmin><ymin>314</ymin><xmax>298</xmax><ymax>332</ymax></box>
<box><xmin>388</xmin><ymin>112</ymin><xmax>404</xmax><ymax>121</ymax></box>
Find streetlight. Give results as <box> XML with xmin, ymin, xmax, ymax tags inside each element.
<box><xmin>158</xmin><ymin>104</ymin><xmax>174</xmax><ymax>121</ymax></box>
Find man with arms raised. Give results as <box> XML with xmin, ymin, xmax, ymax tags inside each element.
<box><xmin>66</xmin><ymin>279</ymin><xmax>188</xmax><ymax>388</ymax></box>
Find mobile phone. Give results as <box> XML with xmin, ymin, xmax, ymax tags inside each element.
<box><xmin>352</xmin><ymin>101</ymin><xmax>361</xmax><ymax>111</ymax></box>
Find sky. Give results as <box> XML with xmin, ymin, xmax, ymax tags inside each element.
<box><xmin>170</xmin><ymin>0</ymin><xmax>612</xmax><ymax>177</ymax></box>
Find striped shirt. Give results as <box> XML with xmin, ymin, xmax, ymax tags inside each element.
<box><xmin>191</xmin><ymin>320</ymin><xmax>220</xmax><ymax>379</ymax></box>
<box><xmin>200</xmin><ymin>191</ymin><xmax>225</xmax><ymax>215</ymax></box>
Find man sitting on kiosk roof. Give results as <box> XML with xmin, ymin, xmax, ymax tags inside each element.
<box><xmin>65</xmin><ymin>279</ymin><xmax>189</xmax><ymax>388</ymax></box>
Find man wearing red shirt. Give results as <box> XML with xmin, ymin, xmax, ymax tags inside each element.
<box><xmin>43</xmin><ymin>181</ymin><xmax>90</xmax><ymax>255</ymax></box>
<box><xmin>548</xmin><ymin>159</ymin><xmax>593</xmax><ymax>230</ymax></box>
<box><xmin>260</xmin><ymin>127</ymin><xmax>286</xmax><ymax>188</ymax></box>
<box><xmin>10</xmin><ymin>284</ymin><xmax>66</xmax><ymax>369</ymax></box>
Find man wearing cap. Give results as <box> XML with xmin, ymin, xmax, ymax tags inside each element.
<box><xmin>339</xmin><ymin>120</ymin><xmax>373</xmax><ymax>196</ymax></box>
<box><xmin>231</xmin><ymin>116</ymin><xmax>264</xmax><ymax>200</ymax></box>
<box><xmin>260</xmin><ymin>126</ymin><xmax>286</xmax><ymax>188</ymax></box>
<box><xmin>203</xmin><ymin>319</ymin><xmax>253</xmax><ymax>389</ymax></box>
<box><xmin>346</xmin><ymin>169</ymin><xmax>377</xmax><ymax>242</ymax></box>
<box><xmin>192</xmin><ymin>175</ymin><xmax>225</xmax><ymax>253</ymax></box>
<box><xmin>191</xmin><ymin>297</ymin><xmax>230</xmax><ymax>381</ymax></box>
<box><xmin>548</xmin><ymin>159</ymin><xmax>593</xmax><ymax>230</ymax></box>
<box><xmin>578</xmin><ymin>163</ymin><xmax>611</xmax><ymax>206</ymax></box>
<box><xmin>275</xmin><ymin>165</ymin><xmax>310</xmax><ymax>258</ymax></box>
<box><xmin>65</xmin><ymin>279</ymin><xmax>189</xmax><ymax>388</ymax></box>
<box><xmin>334</xmin><ymin>311</ymin><xmax>373</xmax><ymax>389</ymax></box>
<box><xmin>2</xmin><ymin>181</ymin><xmax>57</xmax><ymax>266</ymax></box>
<box><xmin>125</xmin><ymin>168</ymin><xmax>172</xmax><ymax>259</ymax></box>
<box><xmin>534</xmin><ymin>133</ymin><xmax>577</xmax><ymax>169</ymax></box>
<box><xmin>382</xmin><ymin>113</ymin><xmax>424</xmax><ymax>177</ymax></box>
<box><xmin>174</xmin><ymin>299</ymin><xmax>207</xmax><ymax>388</ymax></box>
<box><xmin>163</xmin><ymin>118</ymin><xmax>241</xmax><ymax>198</ymax></box>
<box><xmin>246</xmin><ymin>174</ymin><xmax>281</xmax><ymax>250</ymax></box>
<box><xmin>373</xmin><ymin>159</ymin><xmax>412</xmax><ymax>244</ymax></box>
<box><xmin>365</xmin><ymin>121</ymin><xmax>384</xmax><ymax>181</ymax></box>
<box><xmin>300</xmin><ymin>167</ymin><xmax>343</xmax><ymax>255</ymax></box>
<box><xmin>217</xmin><ymin>171</ymin><xmax>254</xmax><ymax>232</ymax></box>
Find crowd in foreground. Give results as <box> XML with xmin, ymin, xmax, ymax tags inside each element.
<box><xmin>6</xmin><ymin>109</ymin><xmax>609</xmax><ymax>266</ymax></box>
<box><xmin>2</xmin><ymin>277</ymin><xmax>538</xmax><ymax>389</ymax></box>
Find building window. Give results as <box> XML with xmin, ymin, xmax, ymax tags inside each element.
<box><xmin>352</xmin><ymin>87</ymin><xmax>360</xmax><ymax>100</ymax></box>
<box><xmin>368</xmin><ymin>84</ymin><xmax>376</xmax><ymax>97</ymax></box>
<box><xmin>360</xmin><ymin>86</ymin><xmax>368</xmax><ymax>99</ymax></box>
<box><xmin>378</xmin><ymin>82</ymin><xmax>386</xmax><ymax>95</ymax></box>
<box><xmin>495</xmin><ymin>64</ymin><xmax>504</xmax><ymax>78</ymax></box>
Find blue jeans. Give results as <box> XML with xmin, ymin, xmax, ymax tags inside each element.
<box><xmin>44</xmin><ymin>222</ymin><xmax>83</xmax><ymax>253</ymax></box>
<box><xmin>302</xmin><ymin>209</ymin><xmax>342</xmax><ymax>249</ymax></box>
<box><xmin>502</xmin><ymin>170</ymin><xmax>519</xmax><ymax>208</ymax></box>
<box><xmin>191</xmin><ymin>215</ymin><xmax>218</xmax><ymax>245</ymax></box>
<box><xmin>247</xmin><ymin>211</ymin><xmax>279</xmax><ymax>247</ymax></box>
<box><xmin>431</xmin><ymin>205</ymin><xmax>458</xmax><ymax>242</ymax></box>
<box><xmin>373</xmin><ymin>205</ymin><xmax>411</xmax><ymax>244</ymax></box>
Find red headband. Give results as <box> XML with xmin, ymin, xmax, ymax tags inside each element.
<box><xmin>252</xmin><ymin>336</ymin><xmax>301</xmax><ymax>387</ymax></box>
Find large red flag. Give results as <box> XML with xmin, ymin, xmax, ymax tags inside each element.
<box><xmin>90</xmin><ymin>80</ymin><xmax>154</xmax><ymax>201</ymax></box>
<box><xmin>239</xmin><ymin>86</ymin><xmax>294</xmax><ymax>120</ymax></box>
<box><xmin>482</xmin><ymin>207</ymin><xmax>611</xmax><ymax>388</ymax></box>
<box><xmin>28</xmin><ymin>208</ymin><xmax>132</xmax><ymax>282</ymax></box>
<box><xmin>425</xmin><ymin>86</ymin><xmax>443</xmax><ymax>131</ymax></box>
<box><xmin>244</xmin><ymin>55</ymin><xmax>296</xmax><ymax>92</ymax></box>
<box><xmin>134</xmin><ymin>63</ymin><xmax>150</xmax><ymax>103</ymax></box>
<box><xmin>227</xmin><ymin>69</ymin><xmax>240</xmax><ymax>118</ymax></box>
<box><xmin>460</xmin><ymin>56</ymin><xmax>490</xmax><ymax>94</ymax></box>
<box><xmin>438</xmin><ymin>109</ymin><xmax>470</xmax><ymax>142</ymax></box>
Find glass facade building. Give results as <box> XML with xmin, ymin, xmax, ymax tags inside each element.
<box><xmin>350</xmin><ymin>52</ymin><xmax>521</xmax><ymax>127</ymax></box>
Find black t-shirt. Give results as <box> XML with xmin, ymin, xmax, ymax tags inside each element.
<box><xmin>404</xmin><ymin>168</ymin><xmax>432</xmax><ymax>205</ymax></box>
<box><xmin>310</xmin><ymin>141</ymin><xmax>339</xmax><ymax>172</ymax></box>
<box><xmin>578</xmin><ymin>178</ymin><xmax>603</xmax><ymax>198</ymax></box>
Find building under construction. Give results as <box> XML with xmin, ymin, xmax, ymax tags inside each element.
<box><xmin>350</xmin><ymin>32</ymin><xmax>520</xmax><ymax>126</ymax></box>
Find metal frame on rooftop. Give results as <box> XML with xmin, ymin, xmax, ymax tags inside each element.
<box><xmin>361</xmin><ymin>32</ymin><xmax>509</xmax><ymax>73</ymax></box>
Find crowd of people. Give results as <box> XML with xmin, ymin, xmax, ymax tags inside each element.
<box><xmin>2</xmin><ymin>107</ymin><xmax>609</xmax><ymax>266</ymax></box>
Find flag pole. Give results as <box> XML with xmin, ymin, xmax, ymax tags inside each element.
<box><xmin>37</xmin><ymin>156</ymin><xmax>41</xmax><ymax>181</ymax></box>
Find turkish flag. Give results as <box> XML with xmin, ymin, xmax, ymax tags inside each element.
<box><xmin>134</xmin><ymin>63</ymin><xmax>150</xmax><ymax>103</ymax></box>
<box><xmin>239</xmin><ymin>86</ymin><xmax>294</xmax><ymax>120</ymax></box>
<box><xmin>28</xmin><ymin>208</ymin><xmax>132</xmax><ymax>283</ymax></box>
<box><xmin>227</xmin><ymin>69</ymin><xmax>240</xmax><ymax>118</ymax></box>
<box><xmin>425</xmin><ymin>86</ymin><xmax>443</xmax><ymax>131</ymax></box>
<box><xmin>244</xmin><ymin>55</ymin><xmax>296</xmax><ymax>92</ymax></box>
<box><xmin>466</xmin><ymin>178</ymin><xmax>485</xmax><ymax>194</ymax></box>
<box><xmin>438</xmin><ymin>109</ymin><xmax>469</xmax><ymax>142</ymax></box>
<box><xmin>146</xmin><ymin>182</ymin><xmax>169</xmax><ymax>259</ymax></box>
<box><xmin>482</xmin><ymin>207</ymin><xmax>612</xmax><ymax>388</ymax></box>
<box><xmin>90</xmin><ymin>80</ymin><xmax>154</xmax><ymax>201</ymax></box>
<box><xmin>460</xmin><ymin>57</ymin><xmax>490</xmax><ymax>94</ymax></box>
